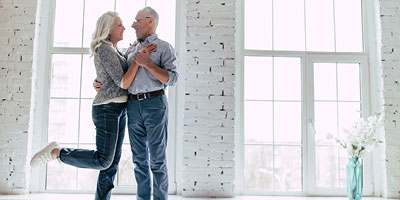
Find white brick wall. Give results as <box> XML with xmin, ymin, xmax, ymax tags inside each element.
<box><xmin>0</xmin><ymin>0</ymin><xmax>37</xmax><ymax>194</ymax></box>
<box><xmin>379</xmin><ymin>0</ymin><xmax>400</xmax><ymax>198</ymax></box>
<box><xmin>182</xmin><ymin>0</ymin><xmax>236</xmax><ymax>197</ymax></box>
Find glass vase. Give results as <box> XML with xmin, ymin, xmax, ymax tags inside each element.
<box><xmin>347</xmin><ymin>157</ymin><xmax>363</xmax><ymax>200</ymax></box>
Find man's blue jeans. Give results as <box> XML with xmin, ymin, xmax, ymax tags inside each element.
<box><xmin>127</xmin><ymin>94</ymin><xmax>169</xmax><ymax>200</ymax></box>
<box><xmin>58</xmin><ymin>102</ymin><xmax>127</xmax><ymax>200</ymax></box>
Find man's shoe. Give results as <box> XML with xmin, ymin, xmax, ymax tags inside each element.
<box><xmin>30</xmin><ymin>141</ymin><xmax>60</xmax><ymax>168</ymax></box>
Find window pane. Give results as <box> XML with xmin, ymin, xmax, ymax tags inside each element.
<box><xmin>244</xmin><ymin>56</ymin><xmax>272</xmax><ymax>100</ymax></box>
<box><xmin>314</xmin><ymin>102</ymin><xmax>337</xmax><ymax>145</ymax></box>
<box><xmin>245</xmin><ymin>101</ymin><xmax>273</xmax><ymax>144</ymax></box>
<box><xmin>53</xmin><ymin>0</ymin><xmax>84</xmax><ymax>47</ymax></box>
<box><xmin>244</xmin><ymin>145</ymin><xmax>273</xmax><ymax>191</ymax></box>
<box><xmin>339</xmin><ymin>149</ymin><xmax>348</xmax><ymax>188</ymax></box>
<box><xmin>273</xmin><ymin>0</ymin><xmax>305</xmax><ymax>51</ymax></box>
<box><xmin>316</xmin><ymin>146</ymin><xmax>339</xmax><ymax>188</ymax></box>
<box><xmin>245</xmin><ymin>0</ymin><xmax>272</xmax><ymax>50</ymax></box>
<box><xmin>274</xmin><ymin>146</ymin><xmax>302</xmax><ymax>191</ymax></box>
<box><xmin>50</xmin><ymin>54</ymin><xmax>82</xmax><ymax>98</ymax></box>
<box><xmin>82</xmin><ymin>0</ymin><xmax>115</xmax><ymax>48</ymax></box>
<box><xmin>79</xmin><ymin>99</ymin><xmax>96</xmax><ymax>143</ymax></box>
<box><xmin>81</xmin><ymin>55</ymin><xmax>97</xmax><ymax>99</ymax></box>
<box><xmin>77</xmin><ymin>168</ymin><xmax>98</xmax><ymax>190</ymax></box>
<box><xmin>314</xmin><ymin>63</ymin><xmax>336</xmax><ymax>101</ymax></box>
<box><xmin>305</xmin><ymin>0</ymin><xmax>335</xmax><ymax>51</ymax></box>
<box><xmin>77</xmin><ymin>144</ymin><xmax>98</xmax><ymax>190</ymax></box>
<box><xmin>46</xmin><ymin>144</ymin><xmax>78</xmax><ymax>190</ymax></box>
<box><xmin>116</xmin><ymin>0</ymin><xmax>146</xmax><ymax>48</ymax></box>
<box><xmin>338</xmin><ymin>102</ymin><xmax>361</xmax><ymax>137</ymax></box>
<box><xmin>335</xmin><ymin>0</ymin><xmax>363</xmax><ymax>52</ymax></box>
<box><xmin>118</xmin><ymin>144</ymin><xmax>137</xmax><ymax>186</ymax></box>
<box><xmin>147</xmin><ymin>0</ymin><xmax>176</xmax><ymax>46</ymax></box>
<box><xmin>48</xmin><ymin>99</ymin><xmax>79</xmax><ymax>143</ymax></box>
<box><xmin>123</xmin><ymin>125</ymin><xmax>130</xmax><ymax>144</ymax></box>
<box><xmin>274</xmin><ymin>57</ymin><xmax>301</xmax><ymax>100</ymax></box>
<box><xmin>337</xmin><ymin>63</ymin><xmax>360</xmax><ymax>101</ymax></box>
<box><xmin>274</xmin><ymin>102</ymin><xmax>301</xmax><ymax>145</ymax></box>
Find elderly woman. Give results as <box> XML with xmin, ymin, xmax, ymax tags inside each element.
<box><xmin>30</xmin><ymin>11</ymin><xmax>155</xmax><ymax>200</ymax></box>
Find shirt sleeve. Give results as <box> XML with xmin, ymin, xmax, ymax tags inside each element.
<box><xmin>162</xmin><ymin>43</ymin><xmax>179</xmax><ymax>86</ymax></box>
<box><xmin>98</xmin><ymin>44</ymin><xmax>124</xmax><ymax>87</ymax></box>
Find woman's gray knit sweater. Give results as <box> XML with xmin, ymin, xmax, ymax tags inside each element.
<box><xmin>93</xmin><ymin>43</ymin><xmax>128</xmax><ymax>105</ymax></box>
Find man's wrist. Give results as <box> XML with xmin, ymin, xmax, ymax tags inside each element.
<box><xmin>143</xmin><ymin>60</ymin><xmax>153</xmax><ymax>69</ymax></box>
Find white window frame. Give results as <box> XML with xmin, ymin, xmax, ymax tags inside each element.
<box><xmin>305</xmin><ymin>54</ymin><xmax>372</xmax><ymax>196</ymax></box>
<box><xmin>31</xmin><ymin>0</ymin><xmax>180</xmax><ymax>194</ymax></box>
<box><xmin>235</xmin><ymin>0</ymin><xmax>380</xmax><ymax>196</ymax></box>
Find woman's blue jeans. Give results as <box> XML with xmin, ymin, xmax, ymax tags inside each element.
<box><xmin>58</xmin><ymin>102</ymin><xmax>127</xmax><ymax>200</ymax></box>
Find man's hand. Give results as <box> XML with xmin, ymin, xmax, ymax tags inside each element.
<box><xmin>134</xmin><ymin>43</ymin><xmax>157</xmax><ymax>69</ymax></box>
<box><xmin>134</xmin><ymin>51</ymin><xmax>150</xmax><ymax>68</ymax></box>
<box><xmin>141</xmin><ymin>43</ymin><xmax>157</xmax><ymax>54</ymax></box>
<box><xmin>93</xmin><ymin>79</ymin><xmax>102</xmax><ymax>92</ymax></box>
<box><xmin>129</xmin><ymin>40</ymin><xmax>138</xmax><ymax>47</ymax></box>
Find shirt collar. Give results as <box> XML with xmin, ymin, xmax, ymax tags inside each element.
<box><xmin>140</xmin><ymin>34</ymin><xmax>158</xmax><ymax>44</ymax></box>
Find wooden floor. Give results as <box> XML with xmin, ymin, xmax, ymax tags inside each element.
<box><xmin>0</xmin><ymin>194</ymin><xmax>391</xmax><ymax>200</ymax></box>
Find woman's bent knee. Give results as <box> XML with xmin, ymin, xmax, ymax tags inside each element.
<box><xmin>97</xmin><ymin>157</ymin><xmax>114</xmax><ymax>170</ymax></box>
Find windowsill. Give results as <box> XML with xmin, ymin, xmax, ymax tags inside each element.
<box><xmin>0</xmin><ymin>194</ymin><xmax>391</xmax><ymax>200</ymax></box>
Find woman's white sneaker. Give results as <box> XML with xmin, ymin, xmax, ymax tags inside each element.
<box><xmin>30</xmin><ymin>141</ymin><xmax>60</xmax><ymax>168</ymax></box>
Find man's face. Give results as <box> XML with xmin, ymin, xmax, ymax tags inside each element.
<box><xmin>132</xmin><ymin>11</ymin><xmax>152</xmax><ymax>40</ymax></box>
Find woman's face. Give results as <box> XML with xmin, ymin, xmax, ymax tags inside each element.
<box><xmin>109</xmin><ymin>17</ymin><xmax>125</xmax><ymax>43</ymax></box>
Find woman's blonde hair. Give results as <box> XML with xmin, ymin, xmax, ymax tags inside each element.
<box><xmin>90</xmin><ymin>11</ymin><xmax>119</xmax><ymax>56</ymax></box>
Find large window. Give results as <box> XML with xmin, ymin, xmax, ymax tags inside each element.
<box><xmin>43</xmin><ymin>0</ymin><xmax>176</xmax><ymax>192</ymax></box>
<box><xmin>242</xmin><ymin>0</ymin><xmax>372</xmax><ymax>195</ymax></box>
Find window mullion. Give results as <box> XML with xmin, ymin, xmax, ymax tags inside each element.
<box><xmin>51</xmin><ymin>47</ymin><xmax>90</xmax><ymax>54</ymax></box>
<box><xmin>81</xmin><ymin>0</ymin><xmax>86</xmax><ymax>48</ymax></box>
<box><xmin>305</xmin><ymin>55</ymin><xmax>316</xmax><ymax>195</ymax></box>
<box><xmin>271</xmin><ymin>57</ymin><xmax>275</xmax><ymax>191</ymax></box>
<box><xmin>333</xmin><ymin>0</ymin><xmax>337</xmax><ymax>52</ymax></box>
<box><xmin>271</xmin><ymin>0</ymin><xmax>274</xmax><ymax>50</ymax></box>
<box><xmin>303</xmin><ymin>0</ymin><xmax>307</xmax><ymax>51</ymax></box>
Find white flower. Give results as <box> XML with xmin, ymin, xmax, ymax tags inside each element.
<box><xmin>327</xmin><ymin>113</ymin><xmax>383</xmax><ymax>158</ymax></box>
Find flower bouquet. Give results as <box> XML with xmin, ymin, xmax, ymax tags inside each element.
<box><xmin>328</xmin><ymin>113</ymin><xmax>384</xmax><ymax>158</ymax></box>
<box><xmin>328</xmin><ymin>112</ymin><xmax>383</xmax><ymax>200</ymax></box>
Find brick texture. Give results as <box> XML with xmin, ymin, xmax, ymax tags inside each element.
<box><xmin>182</xmin><ymin>0</ymin><xmax>236</xmax><ymax>197</ymax></box>
<box><xmin>0</xmin><ymin>0</ymin><xmax>37</xmax><ymax>194</ymax></box>
<box><xmin>379</xmin><ymin>0</ymin><xmax>400</xmax><ymax>198</ymax></box>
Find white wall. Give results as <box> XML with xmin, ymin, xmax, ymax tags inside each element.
<box><xmin>379</xmin><ymin>0</ymin><xmax>400</xmax><ymax>198</ymax></box>
<box><xmin>0</xmin><ymin>0</ymin><xmax>37</xmax><ymax>194</ymax></box>
<box><xmin>182</xmin><ymin>0</ymin><xmax>236</xmax><ymax>197</ymax></box>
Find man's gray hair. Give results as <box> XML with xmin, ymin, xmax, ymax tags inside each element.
<box><xmin>141</xmin><ymin>7</ymin><xmax>159</xmax><ymax>27</ymax></box>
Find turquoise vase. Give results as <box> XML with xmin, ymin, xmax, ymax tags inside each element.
<box><xmin>347</xmin><ymin>158</ymin><xmax>363</xmax><ymax>200</ymax></box>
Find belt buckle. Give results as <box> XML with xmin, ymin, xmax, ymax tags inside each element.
<box><xmin>136</xmin><ymin>93</ymin><xmax>147</xmax><ymax>101</ymax></box>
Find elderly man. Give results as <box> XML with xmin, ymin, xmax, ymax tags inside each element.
<box><xmin>125</xmin><ymin>7</ymin><xmax>178</xmax><ymax>200</ymax></box>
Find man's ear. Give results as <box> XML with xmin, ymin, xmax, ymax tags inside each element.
<box><xmin>148</xmin><ymin>18</ymin><xmax>154</xmax><ymax>25</ymax></box>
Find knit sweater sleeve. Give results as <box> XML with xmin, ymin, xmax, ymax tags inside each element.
<box><xmin>97</xmin><ymin>44</ymin><xmax>124</xmax><ymax>87</ymax></box>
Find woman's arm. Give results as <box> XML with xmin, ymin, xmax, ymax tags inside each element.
<box><xmin>121</xmin><ymin>61</ymin><xmax>139</xmax><ymax>89</ymax></box>
<box><xmin>121</xmin><ymin>43</ymin><xmax>157</xmax><ymax>89</ymax></box>
<box><xmin>98</xmin><ymin>44</ymin><xmax>125</xmax><ymax>87</ymax></box>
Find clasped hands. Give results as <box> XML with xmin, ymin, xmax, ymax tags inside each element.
<box><xmin>93</xmin><ymin>43</ymin><xmax>157</xmax><ymax>92</ymax></box>
<box><xmin>133</xmin><ymin>43</ymin><xmax>157</xmax><ymax>69</ymax></box>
